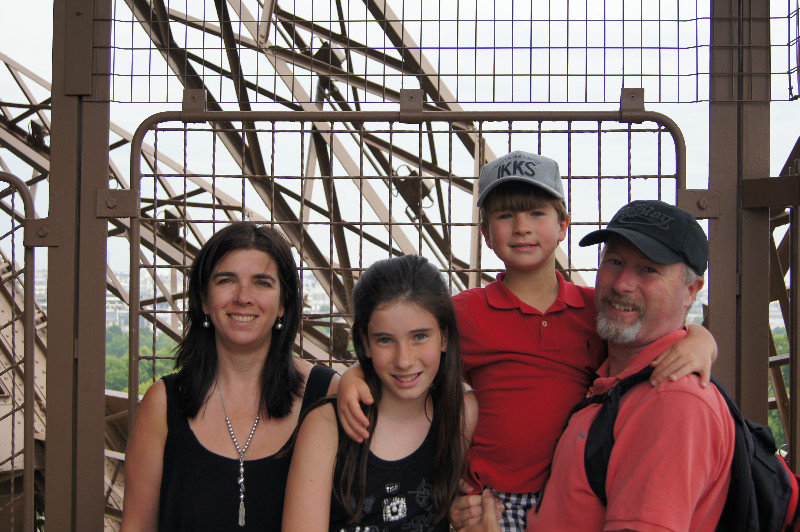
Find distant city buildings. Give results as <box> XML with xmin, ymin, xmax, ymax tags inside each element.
<box><xmin>302</xmin><ymin>273</ymin><xmax>332</xmax><ymax>315</ymax></box>
<box><xmin>686</xmin><ymin>288</ymin><xmax>786</xmax><ymax>331</ymax></box>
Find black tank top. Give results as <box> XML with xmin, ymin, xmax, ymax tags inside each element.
<box><xmin>327</xmin><ymin>399</ymin><xmax>449</xmax><ymax>532</ymax></box>
<box><xmin>158</xmin><ymin>364</ymin><xmax>336</xmax><ymax>532</ymax></box>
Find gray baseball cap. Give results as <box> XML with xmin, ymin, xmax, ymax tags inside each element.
<box><xmin>477</xmin><ymin>151</ymin><xmax>564</xmax><ymax>207</ymax></box>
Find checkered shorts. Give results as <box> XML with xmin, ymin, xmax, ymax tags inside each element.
<box><xmin>490</xmin><ymin>489</ymin><xmax>540</xmax><ymax>532</ymax></box>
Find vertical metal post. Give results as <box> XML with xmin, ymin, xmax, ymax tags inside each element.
<box><xmin>709</xmin><ymin>0</ymin><xmax>771</xmax><ymax>421</ymax></box>
<box><xmin>737</xmin><ymin>1</ymin><xmax>772</xmax><ymax>421</ymax></box>
<box><xmin>708</xmin><ymin>0</ymin><xmax>740</xmax><ymax>393</ymax></box>
<box><xmin>23</xmin><ymin>241</ymin><xmax>34</xmax><ymax>532</ymax></box>
<box><xmin>792</xmin><ymin>207</ymin><xmax>800</xmax><ymax>470</ymax></box>
<box><xmin>47</xmin><ymin>0</ymin><xmax>112</xmax><ymax>529</ymax></box>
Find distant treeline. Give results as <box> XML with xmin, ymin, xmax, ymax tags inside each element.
<box><xmin>105</xmin><ymin>324</ymin><xmax>176</xmax><ymax>395</ymax></box>
<box><xmin>104</xmin><ymin>324</ymin><xmax>793</xmax><ymax>445</ymax></box>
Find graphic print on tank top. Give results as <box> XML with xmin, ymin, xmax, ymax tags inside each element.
<box><xmin>336</xmin><ymin>477</ymin><xmax>439</xmax><ymax>532</ymax></box>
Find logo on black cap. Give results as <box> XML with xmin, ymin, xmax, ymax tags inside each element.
<box><xmin>615</xmin><ymin>203</ymin><xmax>675</xmax><ymax>231</ymax></box>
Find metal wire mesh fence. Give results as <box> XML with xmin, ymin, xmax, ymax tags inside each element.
<box><xmin>124</xmin><ymin>110</ymin><xmax>683</xmax><ymax>394</ymax></box>
<box><xmin>109</xmin><ymin>0</ymin><xmax>799</xmax><ymax>106</ymax></box>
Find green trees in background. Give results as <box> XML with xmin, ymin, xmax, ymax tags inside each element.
<box><xmin>105</xmin><ymin>323</ymin><xmax>793</xmax><ymax>444</ymax></box>
<box><xmin>769</xmin><ymin>327</ymin><xmax>789</xmax><ymax>448</ymax></box>
<box><xmin>105</xmin><ymin>324</ymin><xmax>176</xmax><ymax>394</ymax></box>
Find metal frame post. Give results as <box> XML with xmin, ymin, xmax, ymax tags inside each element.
<box><xmin>709</xmin><ymin>0</ymin><xmax>772</xmax><ymax>421</ymax></box>
<box><xmin>46</xmin><ymin>0</ymin><xmax>112</xmax><ymax>529</ymax></box>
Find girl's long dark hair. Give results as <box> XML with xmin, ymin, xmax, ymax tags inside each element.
<box><xmin>173</xmin><ymin>222</ymin><xmax>303</xmax><ymax>419</ymax></box>
<box><xmin>336</xmin><ymin>255</ymin><xmax>466</xmax><ymax>524</ymax></box>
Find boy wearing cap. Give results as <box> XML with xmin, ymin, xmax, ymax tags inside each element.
<box><xmin>336</xmin><ymin>152</ymin><xmax>717</xmax><ymax>532</ymax></box>
<box><xmin>526</xmin><ymin>200</ymin><xmax>734</xmax><ymax>531</ymax></box>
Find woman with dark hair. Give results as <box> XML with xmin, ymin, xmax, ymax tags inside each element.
<box><xmin>121</xmin><ymin>222</ymin><xmax>339</xmax><ymax>532</ymax></box>
<box><xmin>282</xmin><ymin>255</ymin><xmax>478</xmax><ymax>532</ymax></box>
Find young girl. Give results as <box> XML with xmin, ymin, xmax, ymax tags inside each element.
<box><xmin>282</xmin><ymin>255</ymin><xmax>478</xmax><ymax>532</ymax></box>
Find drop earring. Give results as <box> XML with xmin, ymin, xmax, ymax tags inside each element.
<box><xmin>202</xmin><ymin>315</ymin><xmax>210</xmax><ymax>328</ymax></box>
<box><xmin>274</xmin><ymin>317</ymin><xmax>283</xmax><ymax>330</ymax></box>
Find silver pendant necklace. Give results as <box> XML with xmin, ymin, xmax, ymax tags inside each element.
<box><xmin>217</xmin><ymin>379</ymin><xmax>260</xmax><ymax>527</ymax></box>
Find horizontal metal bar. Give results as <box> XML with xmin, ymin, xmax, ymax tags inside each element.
<box><xmin>742</xmin><ymin>177</ymin><xmax>800</xmax><ymax>208</ymax></box>
<box><xmin>133</xmin><ymin>107</ymin><xmax>687</xmax><ymax>190</ymax></box>
<box><xmin>147</xmin><ymin>108</ymin><xmax>683</xmax><ymax>127</ymax></box>
<box><xmin>770</xmin><ymin>353</ymin><xmax>791</xmax><ymax>368</ymax></box>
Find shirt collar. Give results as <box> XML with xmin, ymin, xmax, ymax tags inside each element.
<box><xmin>485</xmin><ymin>270</ymin><xmax>589</xmax><ymax>314</ymax></box>
<box><xmin>589</xmin><ymin>328</ymin><xmax>688</xmax><ymax>396</ymax></box>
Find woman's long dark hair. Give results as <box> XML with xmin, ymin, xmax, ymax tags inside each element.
<box><xmin>336</xmin><ymin>255</ymin><xmax>466</xmax><ymax>524</ymax></box>
<box><xmin>173</xmin><ymin>222</ymin><xmax>303</xmax><ymax>419</ymax></box>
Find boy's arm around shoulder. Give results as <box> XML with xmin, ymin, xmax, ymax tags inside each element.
<box><xmin>120</xmin><ymin>380</ymin><xmax>167</xmax><ymax>532</ymax></box>
<box><xmin>283</xmin><ymin>402</ymin><xmax>339</xmax><ymax>532</ymax></box>
<box><xmin>336</xmin><ymin>363</ymin><xmax>372</xmax><ymax>442</ymax></box>
<box><xmin>650</xmin><ymin>323</ymin><xmax>717</xmax><ymax>387</ymax></box>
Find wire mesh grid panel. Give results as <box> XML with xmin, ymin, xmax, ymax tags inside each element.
<box><xmin>122</xmin><ymin>113</ymin><xmax>683</xmax><ymax>401</ymax></box>
<box><xmin>109</xmin><ymin>0</ymin><xmax>799</xmax><ymax>106</ymax></box>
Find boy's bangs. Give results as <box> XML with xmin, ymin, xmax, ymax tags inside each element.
<box><xmin>487</xmin><ymin>187</ymin><xmax>551</xmax><ymax>213</ymax></box>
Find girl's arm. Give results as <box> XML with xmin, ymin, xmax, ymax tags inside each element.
<box><xmin>282</xmin><ymin>403</ymin><xmax>339</xmax><ymax>532</ymax></box>
<box><xmin>336</xmin><ymin>363</ymin><xmax>373</xmax><ymax>442</ymax></box>
<box><xmin>120</xmin><ymin>381</ymin><xmax>168</xmax><ymax>532</ymax></box>
<box><xmin>650</xmin><ymin>322</ymin><xmax>718</xmax><ymax>387</ymax></box>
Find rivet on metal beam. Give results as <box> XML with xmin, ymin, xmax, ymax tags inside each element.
<box><xmin>97</xmin><ymin>189</ymin><xmax>139</xmax><ymax>218</ymax></box>
<box><xmin>677</xmin><ymin>189</ymin><xmax>720</xmax><ymax>219</ymax></box>
<box><xmin>399</xmin><ymin>89</ymin><xmax>425</xmax><ymax>123</ymax></box>
<box><xmin>182</xmin><ymin>89</ymin><xmax>207</xmax><ymax>118</ymax></box>
<box><xmin>619</xmin><ymin>88</ymin><xmax>645</xmax><ymax>122</ymax></box>
<box><xmin>24</xmin><ymin>218</ymin><xmax>60</xmax><ymax>247</ymax></box>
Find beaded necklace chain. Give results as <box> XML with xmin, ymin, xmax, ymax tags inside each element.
<box><xmin>217</xmin><ymin>379</ymin><xmax>260</xmax><ymax>527</ymax></box>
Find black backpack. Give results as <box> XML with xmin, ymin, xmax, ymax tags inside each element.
<box><xmin>571</xmin><ymin>365</ymin><xmax>800</xmax><ymax>532</ymax></box>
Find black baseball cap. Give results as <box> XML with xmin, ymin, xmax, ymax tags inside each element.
<box><xmin>578</xmin><ymin>200</ymin><xmax>708</xmax><ymax>275</ymax></box>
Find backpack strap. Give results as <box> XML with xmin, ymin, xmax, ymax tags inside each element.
<box><xmin>579</xmin><ymin>365</ymin><xmax>655</xmax><ymax>505</ymax></box>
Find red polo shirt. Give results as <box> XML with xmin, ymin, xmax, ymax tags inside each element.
<box><xmin>528</xmin><ymin>330</ymin><xmax>734</xmax><ymax>531</ymax></box>
<box><xmin>454</xmin><ymin>272</ymin><xmax>604</xmax><ymax>493</ymax></box>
